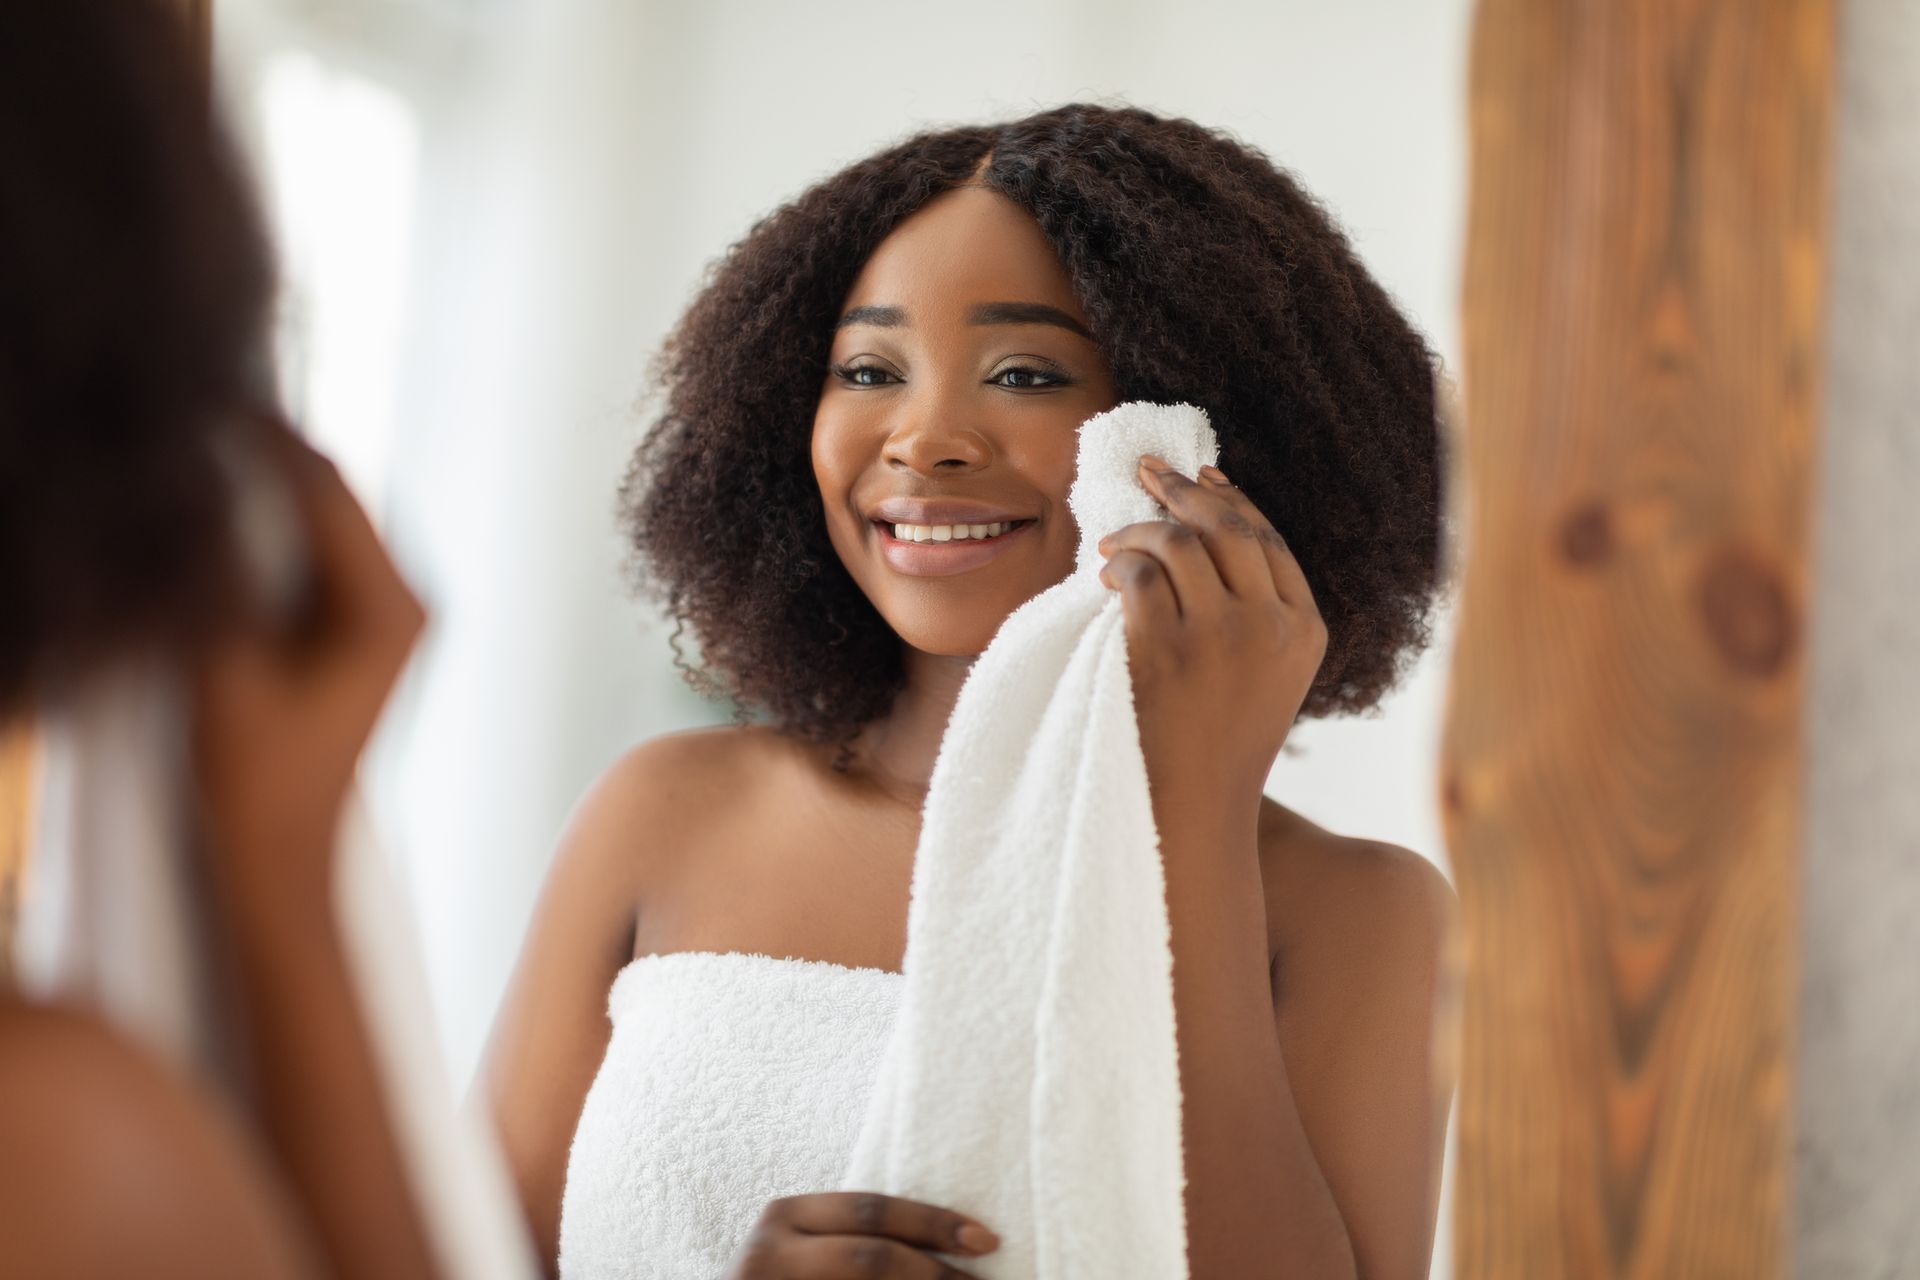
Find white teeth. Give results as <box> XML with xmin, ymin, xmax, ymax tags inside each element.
<box><xmin>889</xmin><ymin>520</ymin><xmax>1017</xmax><ymax>543</ymax></box>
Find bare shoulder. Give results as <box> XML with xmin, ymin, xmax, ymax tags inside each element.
<box><xmin>1257</xmin><ymin>798</ymin><xmax>1456</xmax><ymax>916</ymax></box>
<box><xmin>559</xmin><ymin>722</ymin><xmax>780</xmax><ymax>891</ymax></box>
<box><xmin>1256</xmin><ymin>799</ymin><xmax>1458</xmax><ymax>1007</ymax></box>
<box><xmin>1254</xmin><ymin>807</ymin><xmax>1459</xmax><ymax>1279</ymax></box>
<box><xmin>597</xmin><ymin>721</ymin><xmax>791</xmax><ymax>802</ymax></box>
<box><xmin>0</xmin><ymin>1000</ymin><xmax>311</xmax><ymax>1277</ymax></box>
<box><xmin>588</xmin><ymin>721</ymin><xmax>764</xmax><ymax>809</ymax></box>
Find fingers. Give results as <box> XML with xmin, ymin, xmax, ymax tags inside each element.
<box><xmin>1098</xmin><ymin>532</ymin><xmax>1205</xmax><ymax>623</ymax></box>
<box><xmin>189</xmin><ymin>421</ymin><xmax>426</xmax><ymax>797</ymax></box>
<box><xmin>768</xmin><ymin>1192</ymin><xmax>997</xmax><ymax>1261</ymax></box>
<box><xmin>1133</xmin><ymin>455</ymin><xmax>1318</xmax><ymax>613</ymax></box>
<box><xmin>266</xmin><ymin>428</ymin><xmax>425</xmax><ymax>669</ymax></box>
<box><xmin>1127</xmin><ymin>458</ymin><xmax>1275</xmax><ymax>604</ymax></box>
<box><xmin>765</xmin><ymin>1233</ymin><xmax>986</xmax><ymax>1279</ymax></box>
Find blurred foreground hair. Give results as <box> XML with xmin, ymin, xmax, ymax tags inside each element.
<box><xmin>0</xmin><ymin>0</ymin><xmax>275</xmax><ymax>720</ymax></box>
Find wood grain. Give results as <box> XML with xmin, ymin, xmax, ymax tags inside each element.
<box><xmin>1442</xmin><ymin>1</ymin><xmax>1836</xmax><ymax>1276</ymax></box>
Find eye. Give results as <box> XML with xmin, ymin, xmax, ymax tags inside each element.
<box><xmin>830</xmin><ymin>362</ymin><xmax>897</xmax><ymax>388</ymax></box>
<box><xmin>828</xmin><ymin>361</ymin><xmax>1071</xmax><ymax>390</ymax></box>
<box><xmin>991</xmin><ymin>363</ymin><xmax>1071</xmax><ymax>390</ymax></box>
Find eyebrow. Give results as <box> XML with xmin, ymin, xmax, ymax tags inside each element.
<box><xmin>834</xmin><ymin>301</ymin><xmax>1094</xmax><ymax>341</ymax></box>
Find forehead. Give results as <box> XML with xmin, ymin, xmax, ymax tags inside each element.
<box><xmin>839</xmin><ymin>185</ymin><xmax>1085</xmax><ymax>319</ymax></box>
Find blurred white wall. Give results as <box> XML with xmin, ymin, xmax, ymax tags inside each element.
<box><xmin>218</xmin><ymin>4</ymin><xmax>1471</xmax><ymax>1272</ymax></box>
<box><xmin>1796</xmin><ymin>1</ymin><xmax>1920</xmax><ymax>1274</ymax></box>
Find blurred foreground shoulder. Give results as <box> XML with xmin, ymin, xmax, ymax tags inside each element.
<box><xmin>0</xmin><ymin>1000</ymin><xmax>314</xmax><ymax>1280</ymax></box>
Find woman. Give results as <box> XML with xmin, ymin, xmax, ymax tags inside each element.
<box><xmin>0</xmin><ymin>2</ymin><xmax>448</xmax><ymax>1274</ymax></box>
<box><xmin>483</xmin><ymin>104</ymin><xmax>1456</xmax><ymax>1279</ymax></box>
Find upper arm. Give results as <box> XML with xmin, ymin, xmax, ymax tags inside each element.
<box><xmin>1273</xmin><ymin>843</ymin><xmax>1459</xmax><ymax>1280</ymax></box>
<box><xmin>475</xmin><ymin>732</ymin><xmax>710</xmax><ymax>1269</ymax></box>
<box><xmin>0</xmin><ymin>1002</ymin><xmax>316</xmax><ymax>1279</ymax></box>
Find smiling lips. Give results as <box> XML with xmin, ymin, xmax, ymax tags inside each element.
<box><xmin>872</xmin><ymin>517</ymin><xmax>1037</xmax><ymax>577</ymax></box>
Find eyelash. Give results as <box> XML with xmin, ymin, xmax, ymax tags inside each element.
<box><xmin>829</xmin><ymin>362</ymin><xmax>1070</xmax><ymax>391</ymax></box>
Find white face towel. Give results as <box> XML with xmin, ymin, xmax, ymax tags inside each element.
<box><xmin>13</xmin><ymin>664</ymin><xmax>240</xmax><ymax>1082</ymax></box>
<box><xmin>841</xmin><ymin>400</ymin><xmax>1222</xmax><ymax>1279</ymax></box>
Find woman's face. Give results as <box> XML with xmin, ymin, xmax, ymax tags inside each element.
<box><xmin>812</xmin><ymin>185</ymin><xmax>1119</xmax><ymax>658</ymax></box>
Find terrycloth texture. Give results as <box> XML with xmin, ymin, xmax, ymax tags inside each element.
<box><xmin>13</xmin><ymin>663</ymin><xmax>540</xmax><ymax>1280</ymax></box>
<box><xmin>559</xmin><ymin>951</ymin><xmax>906</xmax><ymax>1278</ymax></box>
<box><xmin>841</xmin><ymin>400</ymin><xmax>1221</xmax><ymax>1279</ymax></box>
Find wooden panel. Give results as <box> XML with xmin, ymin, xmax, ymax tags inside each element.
<box><xmin>0</xmin><ymin>725</ymin><xmax>32</xmax><ymax>986</ymax></box>
<box><xmin>1441</xmin><ymin>1</ymin><xmax>1836</xmax><ymax>1277</ymax></box>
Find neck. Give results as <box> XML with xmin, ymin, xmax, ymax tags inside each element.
<box><xmin>842</xmin><ymin>645</ymin><xmax>976</xmax><ymax>804</ymax></box>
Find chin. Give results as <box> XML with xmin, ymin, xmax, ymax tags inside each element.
<box><xmin>880</xmin><ymin>573</ymin><xmax>1073</xmax><ymax>659</ymax></box>
<box><xmin>888</xmin><ymin>612</ymin><xmax>1007</xmax><ymax>660</ymax></box>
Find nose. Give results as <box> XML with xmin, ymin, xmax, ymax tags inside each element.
<box><xmin>875</xmin><ymin>379</ymin><xmax>983</xmax><ymax>475</ymax></box>
<box><xmin>882</xmin><ymin>404</ymin><xmax>991</xmax><ymax>475</ymax></box>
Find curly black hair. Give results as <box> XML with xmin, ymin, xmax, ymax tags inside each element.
<box><xmin>621</xmin><ymin>102</ymin><xmax>1450</xmax><ymax>771</ymax></box>
<box><xmin>0</xmin><ymin>0</ymin><xmax>275</xmax><ymax>720</ymax></box>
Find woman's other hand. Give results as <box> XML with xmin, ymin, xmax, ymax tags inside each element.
<box><xmin>726</xmin><ymin>1191</ymin><xmax>999</xmax><ymax>1279</ymax></box>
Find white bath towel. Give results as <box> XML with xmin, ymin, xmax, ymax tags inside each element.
<box><xmin>13</xmin><ymin>662</ymin><xmax>539</xmax><ymax>1280</ymax></box>
<box><xmin>841</xmin><ymin>400</ymin><xmax>1221</xmax><ymax>1279</ymax></box>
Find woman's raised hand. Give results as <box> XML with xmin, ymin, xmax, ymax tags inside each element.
<box><xmin>725</xmin><ymin>1191</ymin><xmax>1000</xmax><ymax>1279</ymax></box>
<box><xmin>1095</xmin><ymin>455</ymin><xmax>1327</xmax><ymax>805</ymax></box>
<box><xmin>189</xmin><ymin>420</ymin><xmax>427</xmax><ymax>905</ymax></box>
<box><xmin>183</xmin><ymin>421</ymin><xmax>447</xmax><ymax>1280</ymax></box>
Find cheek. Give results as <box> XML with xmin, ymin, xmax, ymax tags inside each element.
<box><xmin>1013</xmin><ymin>428</ymin><xmax>1082</xmax><ymax>517</ymax></box>
<box><xmin>1023</xmin><ymin>420</ymin><xmax>1092</xmax><ymax>563</ymax></box>
<box><xmin>810</xmin><ymin>410</ymin><xmax>853</xmax><ymax>498</ymax></box>
<box><xmin>810</xmin><ymin>410</ymin><xmax>871</xmax><ymax>552</ymax></box>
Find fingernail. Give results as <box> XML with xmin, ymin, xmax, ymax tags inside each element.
<box><xmin>955</xmin><ymin>1222</ymin><xmax>1000</xmax><ymax>1254</ymax></box>
<box><xmin>1139</xmin><ymin>453</ymin><xmax>1168</xmax><ymax>471</ymax></box>
<box><xmin>1200</xmin><ymin>464</ymin><xmax>1227</xmax><ymax>483</ymax></box>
